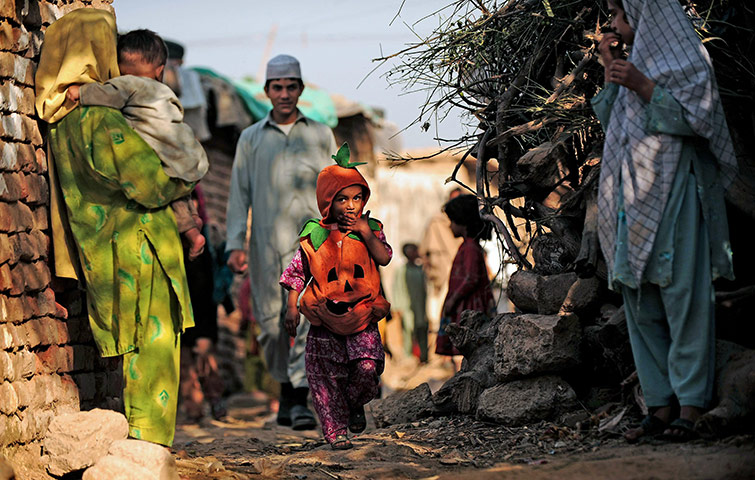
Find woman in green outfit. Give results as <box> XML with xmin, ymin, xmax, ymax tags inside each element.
<box><xmin>35</xmin><ymin>9</ymin><xmax>195</xmax><ymax>446</ymax></box>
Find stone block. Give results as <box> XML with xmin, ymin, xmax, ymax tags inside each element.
<box><xmin>0</xmin><ymin>414</ymin><xmax>21</xmax><ymax>447</ymax></box>
<box><xmin>37</xmin><ymin>345</ymin><xmax>73</xmax><ymax>374</ymax></box>
<box><xmin>25</xmin><ymin>173</ymin><xmax>48</xmax><ymax>205</ymax></box>
<box><xmin>83</xmin><ymin>439</ymin><xmax>179</xmax><ymax>480</ymax></box>
<box><xmin>476</xmin><ymin>375</ymin><xmax>577</xmax><ymax>426</ymax></box>
<box><xmin>44</xmin><ymin>408</ymin><xmax>129</xmax><ymax>477</ymax></box>
<box><xmin>0</xmin><ymin>81</ymin><xmax>34</xmax><ymax>115</ymax></box>
<box><xmin>0</xmin><ymin>381</ymin><xmax>18</xmax><ymax>415</ymax></box>
<box><xmin>507</xmin><ymin>270</ymin><xmax>577</xmax><ymax>315</ymax></box>
<box><xmin>39</xmin><ymin>2</ymin><xmax>63</xmax><ymax>25</ymax></box>
<box><xmin>494</xmin><ymin>313</ymin><xmax>582</xmax><ymax>381</ymax></box>
<box><xmin>0</xmin><ymin>201</ymin><xmax>33</xmax><ymax>233</ymax></box>
<box><xmin>59</xmin><ymin>374</ymin><xmax>81</xmax><ymax>408</ymax></box>
<box><xmin>370</xmin><ymin>383</ymin><xmax>433</xmax><ymax>428</ymax></box>
<box><xmin>21</xmin><ymin>261</ymin><xmax>50</xmax><ymax>292</ymax></box>
<box><xmin>0</xmin><ymin>234</ymin><xmax>10</xmax><ymax>265</ymax></box>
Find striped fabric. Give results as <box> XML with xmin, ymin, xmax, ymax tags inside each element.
<box><xmin>597</xmin><ymin>0</ymin><xmax>738</xmax><ymax>283</ymax></box>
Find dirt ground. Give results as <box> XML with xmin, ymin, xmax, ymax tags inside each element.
<box><xmin>173</xmin><ymin>350</ymin><xmax>755</xmax><ymax>480</ymax></box>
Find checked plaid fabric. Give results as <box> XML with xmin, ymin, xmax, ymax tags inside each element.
<box><xmin>597</xmin><ymin>0</ymin><xmax>738</xmax><ymax>284</ymax></box>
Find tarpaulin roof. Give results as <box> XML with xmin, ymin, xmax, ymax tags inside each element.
<box><xmin>191</xmin><ymin>67</ymin><xmax>338</xmax><ymax>127</ymax></box>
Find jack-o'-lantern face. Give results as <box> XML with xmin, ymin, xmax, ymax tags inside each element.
<box><xmin>299</xmin><ymin>228</ymin><xmax>389</xmax><ymax>335</ymax></box>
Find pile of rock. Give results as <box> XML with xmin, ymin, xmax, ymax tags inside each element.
<box><xmin>41</xmin><ymin>409</ymin><xmax>178</xmax><ymax>479</ymax></box>
<box><xmin>372</xmin><ymin>268</ymin><xmax>755</xmax><ymax>438</ymax></box>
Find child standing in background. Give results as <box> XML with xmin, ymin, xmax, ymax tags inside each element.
<box><xmin>280</xmin><ymin>144</ymin><xmax>392</xmax><ymax>450</ymax></box>
<box><xmin>435</xmin><ymin>195</ymin><xmax>495</xmax><ymax>359</ymax></box>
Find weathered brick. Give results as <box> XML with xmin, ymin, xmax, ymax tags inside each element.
<box><xmin>0</xmin><ymin>323</ymin><xmax>19</xmax><ymax>350</ymax></box>
<box><xmin>38</xmin><ymin>316</ymin><xmax>60</xmax><ymax>345</ymax></box>
<box><xmin>0</xmin><ymin>1</ymin><xmax>20</xmax><ymax>21</ymax></box>
<box><xmin>11</xmin><ymin>349</ymin><xmax>35</xmax><ymax>379</ymax></box>
<box><xmin>0</xmin><ymin>52</ymin><xmax>34</xmax><ymax>85</ymax></box>
<box><xmin>0</xmin><ymin>233</ymin><xmax>10</xmax><ymax>264</ymax></box>
<box><xmin>0</xmin><ymin>113</ymin><xmax>40</xmax><ymax>144</ymax></box>
<box><xmin>59</xmin><ymin>374</ymin><xmax>81</xmax><ymax>409</ymax></box>
<box><xmin>12</xmin><ymin>232</ymin><xmax>38</xmax><ymax>262</ymax></box>
<box><xmin>0</xmin><ymin>413</ymin><xmax>22</xmax><ymax>446</ymax></box>
<box><xmin>37</xmin><ymin>345</ymin><xmax>73</xmax><ymax>373</ymax></box>
<box><xmin>34</xmin><ymin>146</ymin><xmax>46</xmax><ymax>173</ymax></box>
<box><xmin>0</xmin><ymin>351</ymin><xmax>12</xmax><ymax>381</ymax></box>
<box><xmin>0</xmin><ymin>263</ymin><xmax>12</xmax><ymax>293</ymax></box>
<box><xmin>21</xmin><ymin>260</ymin><xmax>51</xmax><ymax>292</ymax></box>
<box><xmin>0</xmin><ymin>140</ymin><xmax>17</xmax><ymax>170</ymax></box>
<box><xmin>35</xmin><ymin>288</ymin><xmax>57</xmax><ymax>317</ymax></box>
<box><xmin>0</xmin><ymin>201</ymin><xmax>33</xmax><ymax>232</ymax></box>
<box><xmin>0</xmin><ymin>172</ymin><xmax>28</xmax><ymax>201</ymax></box>
<box><xmin>0</xmin><ymin>21</ymin><xmax>30</xmax><ymax>53</ymax></box>
<box><xmin>0</xmin><ymin>293</ymin><xmax>23</xmax><ymax>323</ymax></box>
<box><xmin>7</xmin><ymin>263</ymin><xmax>24</xmax><ymax>295</ymax></box>
<box><xmin>25</xmin><ymin>173</ymin><xmax>48</xmax><ymax>205</ymax></box>
<box><xmin>31</xmin><ymin>204</ymin><xmax>47</xmax><ymax>230</ymax></box>
<box><xmin>0</xmin><ymin>381</ymin><xmax>19</xmax><ymax>415</ymax></box>
<box><xmin>0</xmin><ymin>81</ymin><xmax>34</xmax><ymax>115</ymax></box>
<box><xmin>11</xmin><ymin>379</ymin><xmax>31</xmax><ymax>408</ymax></box>
<box><xmin>21</xmin><ymin>293</ymin><xmax>37</xmax><ymax>319</ymax></box>
<box><xmin>38</xmin><ymin>2</ymin><xmax>62</xmax><ymax>25</ymax></box>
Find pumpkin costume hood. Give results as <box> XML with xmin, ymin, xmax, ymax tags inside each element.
<box><xmin>316</xmin><ymin>143</ymin><xmax>370</xmax><ymax>223</ymax></box>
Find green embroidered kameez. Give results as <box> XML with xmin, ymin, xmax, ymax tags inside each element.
<box><xmin>49</xmin><ymin>105</ymin><xmax>195</xmax><ymax>445</ymax></box>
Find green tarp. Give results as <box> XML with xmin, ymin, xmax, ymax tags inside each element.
<box><xmin>192</xmin><ymin>67</ymin><xmax>338</xmax><ymax>127</ymax></box>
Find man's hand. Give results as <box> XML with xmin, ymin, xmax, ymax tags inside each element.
<box><xmin>227</xmin><ymin>249</ymin><xmax>248</xmax><ymax>275</ymax></box>
<box><xmin>606</xmin><ymin>59</ymin><xmax>656</xmax><ymax>102</ymax></box>
<box><xmin>66</xmin><ymin>85</ymin><xmax>81</xmax><ymax>103</ymax></box>
<box><xmin>284</xmin><ymin>307</ymin><xmax>300</xmax><ymax>337</ymax></box>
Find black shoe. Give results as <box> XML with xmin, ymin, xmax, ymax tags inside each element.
<box><xmin>348</xmin><ymin>405</ymin><xmax>366</xmax><ymax>433</ymax></box>
<box><xmin>290</xmin><ymin>404</ymin><xmax>317</xmax><ymax>430</ymax></box>
<box><xmin>276</xmin><ymin>383</ymin><xmax>294</xmax><ymax>426</ymax></box>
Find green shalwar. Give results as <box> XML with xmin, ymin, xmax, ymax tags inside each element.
<box><xmin>592</xmin><ymin>83</ymin><xmax>734</xmax><ymax>408</ymax></box>
<box><xmin>49</xmin><ymin>105</ymin><xmax>195</xmax><ymax>445</ymax></box>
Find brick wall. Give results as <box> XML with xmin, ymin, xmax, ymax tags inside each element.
<box><xmin>0</xmin><ymin>0</ymin><xmax>118</xmax><ymax>455</ymax></box>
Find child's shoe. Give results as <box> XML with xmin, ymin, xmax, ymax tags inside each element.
<box><xmin>331</xmin><ymin>434</ymin><xmax>353</xmax><ymax>450</ymax></box>
<box><xmin>348</xmin><ymin>405</ymin><xmax>366</xmax><ymax>433</ymax></box>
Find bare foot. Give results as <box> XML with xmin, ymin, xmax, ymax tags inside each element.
<box><xmin>187</xmin><ymin>231</ymin><xmax>206</xmax><ymax>261</ymax></box>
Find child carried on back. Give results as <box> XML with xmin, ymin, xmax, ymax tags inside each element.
<box><xmin>66</xmin><ymin>29</ymin><xmax>208</xmax><ymax>259</ymax></box>
<box><xmin>280</xmin><ymin>143</ymin><xmax>392</xmax><ymax>449</ymax></box>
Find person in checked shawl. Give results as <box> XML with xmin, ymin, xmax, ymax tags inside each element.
<box><xmin>592</xmin><ymin>0</ymin><xmax>738</xmax><ymax>442</ymax></box>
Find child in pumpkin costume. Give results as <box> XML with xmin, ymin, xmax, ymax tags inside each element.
<box><xmin>281</xmin><ymin>144</ymin><xmax>392</xmax><ymax>449</ymax></box>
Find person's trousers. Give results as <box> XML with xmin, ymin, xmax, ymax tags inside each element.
<box><xmin>402</xmin><ymin>311</ymin><xmax>429</xmax><ymax>362</ymax></box>
<box><xmin>305</xmin><ymin>325</ymin><xmax>384</xmax><ymax>443</ymax></box>
<box><xmin>622</xmin><ymin>177</ymin><xmax>715</xmax><ymax>410</ymax></box>
<box><xmin>255</xmin><ymin>287</ymin><xmax>309</xmax><ymax>389</ymax></box>
<box><xmin>122</xmin><ymin>251</ymin><xmax>181</xmax><ymax>447</ymax></box>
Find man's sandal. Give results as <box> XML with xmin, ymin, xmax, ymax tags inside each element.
<box><xmin>658</xmin><ymin>418</ymin><xmax>698</xmax><ymax>442</ymax></box>
<box><xmin>348</xmin><ymin>406</ymin><xmax>367</xmax><ymax>434</ymax></box>
<box><xmin>330</xmin><ymin>434</ymin><xmax>353</xmax><ymax>450</ymax></box>
<box><xmin>624</xmin><ymin>414</ymin><xmax>668</xmax><ymax>443</ymax></box>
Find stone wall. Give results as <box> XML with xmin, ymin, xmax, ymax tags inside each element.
<box><xmin>0</xmin><ymin>0</ymin><xmax>117</xmax><ymax>455</ymax></box>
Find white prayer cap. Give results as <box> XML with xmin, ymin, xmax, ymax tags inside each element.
<box><xmin>265</xmin><ymin>54</ymin><xmax>302</xmax><ymax>81</ymax></box>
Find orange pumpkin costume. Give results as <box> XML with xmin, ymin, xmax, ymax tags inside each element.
<box><xmin>295</xmin><ymin>147</ymin><xmax>390</xmax><ymax>336</ymax></box>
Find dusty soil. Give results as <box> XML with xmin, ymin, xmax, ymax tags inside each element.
<box><xmin>173</xmin><ymin>351</ymin><xmax>755</xmax><ymax>480</ymax></box>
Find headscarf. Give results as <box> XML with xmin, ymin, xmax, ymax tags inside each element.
<box><xmin>34</xmin><ymin>8</ymin><xmax>119</xmax><ymax>279</ymax></box>
<box><xmin>35</xmin><ymin>8</ymin><xmax>119</xmax><ymax>123</ymax></box>
<box><xmin>597</xmin><ymin>0</ymin><xmax>738</xmax><ymax>283</ymax></box>
<box><xmin>316</xmin><ymin>163</ymin><xmax>370</xmax><ymax>224</ymax></box>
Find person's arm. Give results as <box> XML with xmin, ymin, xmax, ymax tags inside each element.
<box><xmin>644</xmin><ymin>86</ymin><xmax>696</xmax><ymax>137</ymax></box>
<box><xmin>78</xmin><ymin>79</ymin><xmax>132</xmax><ymax>110</ymax></box>
<box><xmin>280</xmin><ymin>247</ymin><xmax>309</xmax><ymax>336</ymax></box>
<box><xmin>226</xmin><ymin>132</ymin><xmax>253</xmax><ymax>274</ymax></box>
<box><xmin>605</xmin><ymin>59</ymin><xmax>655</xmax><ymax>102</ymax></box>
<box><xmin>284</xmin><ymin>289</ymin><xmax>300</xmax><ymax>337</ymax></box>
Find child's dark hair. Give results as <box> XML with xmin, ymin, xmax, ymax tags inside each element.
<box><xmin>117</xmin><ymin>29</ymin><xmax>168</xmax><ymax>67</ymax></box>
<box><xmin>443</xmin><ymin>195</ymin><xmax>492</xmax><ymax>241</ymax></box>
<box><xmin>401</xmin><ymin>243</ymin><xmax>418</xmax><ymax>258</ymax></box>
